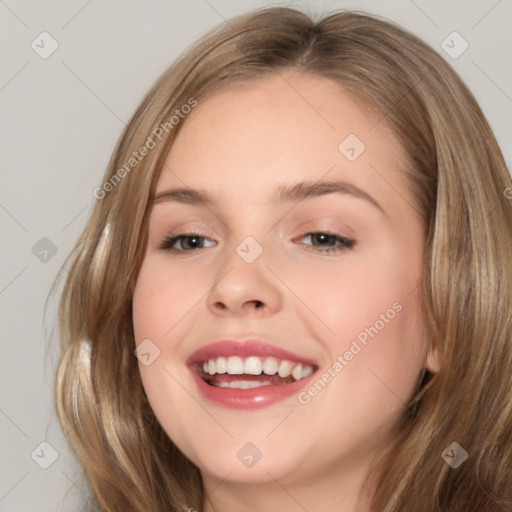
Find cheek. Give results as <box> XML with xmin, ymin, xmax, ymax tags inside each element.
<box><xmin>293</xmin><ymin>248</ymin><xmax>426</xmax><ymax>404</ymax></box>
<box><xmin>294</xmin><ymin>270</ymin><xmax>426</xmax><ymax>455</ymax></box>
<box><xmin>132</xmin><ymin>259</ymin><xmax>202</xmax><ymax>451</ymax></box>
<box><xmin>132</xmin><ymin>258</ymin><xmax>197</xmax><ymax>342</ymax></box>
<box><xmin>131</xmin><ymin>259</ymin><xmax>194</xmax><ymax>403</ymax></box>
<box><xmin>288</xmin><ymin>249</ymin><xmax>422</xmax><ymax>345</ymax></box>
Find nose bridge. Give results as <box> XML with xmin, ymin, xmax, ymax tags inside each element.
<box><xmin>222</xmin><ymin>206</ymin><xmax>273</xmax><ymax>265</ymax></box>
<box><xmin>206</xmin><ymin>227</ymin><xmax>282</xmax><ymax>315</ymax></box>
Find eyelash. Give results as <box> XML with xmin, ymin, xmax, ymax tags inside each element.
<box><xmin>158</xmin><ymin>230</ymin><xmax>356</xmax><ymax>255</ymax></box>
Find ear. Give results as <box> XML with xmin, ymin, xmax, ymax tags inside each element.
<box><xmin>426</xmin><ymin>345</ymin><xmax>441</xmax><ymax>373</ymax></box>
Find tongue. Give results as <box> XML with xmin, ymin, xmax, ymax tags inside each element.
<box><xmin>204</xmin><ymin>372</ymin><xmax>295</xmax><ymax>386</ymax></box>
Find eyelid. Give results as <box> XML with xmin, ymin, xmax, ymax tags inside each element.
<box><xmin>291</xmin><ymin>217</ymin><xmax>357</xmax><ymax>239</ymax></box>
<box><xmin>152</xmin><ymin>222</ymin><xmax>214</xmax><ymax>245</ymax></box>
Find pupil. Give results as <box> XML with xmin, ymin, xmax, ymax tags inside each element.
<box><xmin>187</xmin><ymin>236</ymin><xmax>200</xmax><ymax>249</ymax></box>
<box><xmin>316</xmin><ymin>233</ymin><xmax>333</xmax><ymax>246</ymax></box>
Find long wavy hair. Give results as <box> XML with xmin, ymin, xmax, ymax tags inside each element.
<box><xmin>50</xmin><ymin>6</ymin><xmax>512</xmax><ymax>511</ymax></box>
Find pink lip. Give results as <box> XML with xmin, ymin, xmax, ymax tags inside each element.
<box><xmin>186</xmin><ymin>339</ymin><xmax>318</xmax><ymax>410</ymax></box>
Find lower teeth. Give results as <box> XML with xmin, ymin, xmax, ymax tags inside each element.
<box><xmin>217</xmin><ymin>380</ymin><xmax>274</xmax><ymax>389</ymax></box>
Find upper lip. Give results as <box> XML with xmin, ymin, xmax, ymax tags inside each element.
<box><xmin>186</xmin><ymin>339</ymin><xmax>318</xmax><ymax>367</ymax></box>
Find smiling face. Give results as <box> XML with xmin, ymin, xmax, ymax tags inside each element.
<box><xmin>132</xmin><ymin>70</ymin><xmax>434</xmax><ymax>509</ymax></box>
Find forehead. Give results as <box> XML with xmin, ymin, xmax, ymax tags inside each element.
<box><xmin>156</xmin><ymin>71</ymin><xmax>409</xmax><ymax>212</ymax></box>
<box><xmin>171</xmin><ymin>72</ymin><xmax>381</xmax><ymax>150</ymax></box>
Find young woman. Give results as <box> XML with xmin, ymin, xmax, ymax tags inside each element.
<box><xmin>52</xmin><ymin>6</ymin><xmax>512</xmax><ymax>511</ymax></box>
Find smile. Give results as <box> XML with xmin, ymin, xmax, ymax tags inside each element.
<box><xmin>187</xmin><ymin>339</ymin><xmax>318</xmax><ymax>409</ymax></box>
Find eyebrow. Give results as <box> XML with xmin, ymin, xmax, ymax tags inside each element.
<box><xmin>153</xmin><ymin>180</ymin><xmax>387</xmax><ymax>217</ymax></box>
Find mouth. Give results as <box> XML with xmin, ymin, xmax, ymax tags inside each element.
<box><xmin>194</xmin><ymin>355</ymin><xmax>315</xmax><ymax>389</ymax></box>
<box><xmin>186</xmin><ymin>339</ymin><xmax>318</xmax><ymax>409</ymax></box>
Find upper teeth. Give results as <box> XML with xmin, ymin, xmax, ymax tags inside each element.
<box><xmin>201</xmin><ymin>356</ymin><xmax>314</xmax><ymax>381</ymax></box>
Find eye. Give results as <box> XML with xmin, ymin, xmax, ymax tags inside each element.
<box><xmin>296</xmin><ymin>231</ymin><xmax>356</xmax><ymax>254</ymax></box>
<box><xmin>158</xmin><ymin>232</ymin><xmax>216</xmax><ymax>253</ymax></box>
<box><xmin>158</xmin><ymin>230</ymin><xmax>356</xmax><ymax>255</ymax></box>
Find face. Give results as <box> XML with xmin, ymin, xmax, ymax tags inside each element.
<box><xmin>132</xmin><ymin>71</ymin><xmax>434</xmax><ymax>502</ymax></box>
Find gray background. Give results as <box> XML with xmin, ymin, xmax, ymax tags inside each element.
<box><xmin>1</xmin><ymin>1</ymin><xmax>510</xmax><ymax>510</ymax></box>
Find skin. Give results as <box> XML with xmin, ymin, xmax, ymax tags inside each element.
<box><xmin>132</xmin><ymin>70</ymin><xmax>440</xmax><ymax>512</ymax></box>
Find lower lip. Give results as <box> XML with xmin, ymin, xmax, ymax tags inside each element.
<box><xmin>189</xmin><ymin>368</ymin><xmax>315</xmax><ymax>409</ymax></box>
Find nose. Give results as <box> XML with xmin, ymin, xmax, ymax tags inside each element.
<box><xmin>206</xmin><ymin>242</ymin><xmax>283</xmax><ymax>317</ymax></box>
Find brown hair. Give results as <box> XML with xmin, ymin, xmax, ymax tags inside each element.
<box><xmin>51</xmin><ymin>6</ymin><xmax>512</xmax><ymax>511</ymax></box>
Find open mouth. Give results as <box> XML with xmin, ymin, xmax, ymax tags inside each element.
<box><xmin>196</xmin><ymin>355</ymin><xmax>316</xmax><ymax>389</ymax></box>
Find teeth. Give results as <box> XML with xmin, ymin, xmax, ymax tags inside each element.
<box><xmin>292</xmin><ymin>364</ymin><xmax>303</xmax><ymax>381</ymax></box>
<box><xmin>200</xmin><ymin>355</ymin><xmax>315</xmax><ymax>381</ymax></box>
<box><xmin>244</xmin><ymin>356</ymin><xmax>262</xmax><ymax>375</ymax></box>
<box><xmin>226</xmin><ymin>356</ymin><xmax>244</xmax><ymax>374</ymax></box>
<box><xmin>301</xmin><ymin>365</ymin><xmax>314</xmax><ymax>378</ymax></box>
<box><xmin>262</xmin><ymin>357</ymin><xmax>279</xmax><ymax>375</ymax></box>
<box><xmin>216</xmin><ymin>356</ymin><xmax>227</xmax><ymax>374</ymax></box>
<box><xmin>278</xmin><ymin>360</ymin><xmax>293</xmax><ymax>378</ymax></box>
<box><xmin>220</xmin><ymin>380</ymin><xmax>273</xmax><ymax>389</ymax></box>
